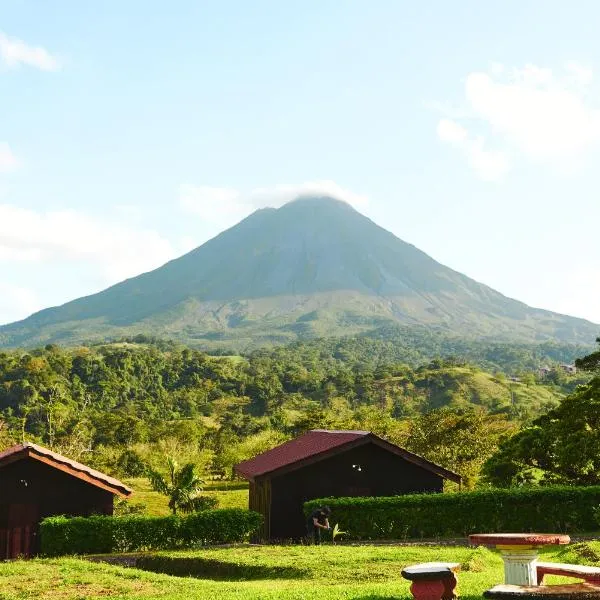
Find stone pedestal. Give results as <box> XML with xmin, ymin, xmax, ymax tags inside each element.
<box><xmin>410</xmin><ymin>580</ymin><xmax>447</xmax><ymax>600</ymax></box>
<box><xmin>497</xmin><ymin>545</ymin><xmax>539</xmax><ymax>586</ymax></box>
<box><xmin>402</xmin><ymin>563</ymin><xmax>460</xmax><ymax>600</ymax></box>
<box><xmin>442</xmin><ymin>574</ymin><xmax>458</xmax><ymax>600</ymax></box>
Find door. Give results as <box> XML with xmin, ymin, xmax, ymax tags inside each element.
<box><xmin>1</xmin><ymin>504</ymin><xmax>39</xmax><ymax>559</ymax></box>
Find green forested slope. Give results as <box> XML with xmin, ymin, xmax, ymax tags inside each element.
<box><xmin>0</xmin><ymin>339</ymin><xmax>583</xmax><ymax>488</ymax></box>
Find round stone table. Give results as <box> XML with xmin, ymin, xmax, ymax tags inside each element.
<box><xmin>469</xmin><ymin>533</ymin><xmax>571</xmax><ymax>586</ymax></box>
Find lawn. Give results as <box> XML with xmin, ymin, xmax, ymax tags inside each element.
<box><xmin>123</xmin><ymin>479</ymin><xmax>249</xmax><ymax>516</ymax></box>
<box><xmin>2</xmin><ymin>541</ymin><xmax>598</xmax><ymax>600</ymax></box>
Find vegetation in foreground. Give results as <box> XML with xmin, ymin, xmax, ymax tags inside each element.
<box><xmin>2</xmin><ymin>542</ymin><xmax>599</xmax><ymax>600</ymax></box>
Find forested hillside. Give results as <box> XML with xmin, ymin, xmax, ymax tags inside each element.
<box><xmin>265</xmin><ymin>325</ymin><xmax>592</xmax><ymax>373</ymax></box>
<box><xmin>0</xmin><ymin>338</ymin><xmax>587</xmax><ymax>488</ymax></box>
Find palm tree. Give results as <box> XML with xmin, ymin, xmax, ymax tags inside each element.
<box><xmin>146</xmin><ymin>457</ymin><xmax>206</xmax><ymax>515</ymax></box>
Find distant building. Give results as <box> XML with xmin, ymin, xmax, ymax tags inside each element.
<box><xmin>538</xmin><ymin>367</ymin><xmax>552</xmax><ymax>378</ymax></box>
<box><xmin>560</xmin><ymin>364</ymin><xmax>577</xmax><ymax>375</ymax></box>
<box><xmin>235</xmin><ymin>429</ymin><xmax>461</xmax><ymax>541</ymax></box>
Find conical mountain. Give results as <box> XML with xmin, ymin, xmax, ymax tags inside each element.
<box><xmin>0</xmin><ymin>196</ymin><xmax>597</xmax><ymax>349</ymax></box>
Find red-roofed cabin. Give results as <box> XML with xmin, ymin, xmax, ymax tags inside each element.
<box><xmin>0</xmin><ymin>443</ymin><xmax>132</xmax><ymax>559</ymax></box>
<box><xmin>235</xmin><ymin>430</ymin><xmax>461</xmax><ymax>541</ymax></box>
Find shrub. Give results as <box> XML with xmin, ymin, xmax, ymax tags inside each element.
<box><xmin>304</xmin><ymin>486</ymin><xmax>600</xmax><ymax>540</ymax></box>
<box><xmin>186</xmin><ymin>495</ymin><xmax>219</xmax><ymax>512</ymax></box>
<box><xmin>114</xmin><ymin>498</ymin><xmax>148</xmax><ymax>516</ymax></box>
<box><xmin>593</xmin><ymin>505</ymin><xmax>600</xmax><ymax>527</ymax></box>
<box><xmin>40</xmin><ymin>508</ymin><xmax>262</xmax><ymax>557</ymax></box>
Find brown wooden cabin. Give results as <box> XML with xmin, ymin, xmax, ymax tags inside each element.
<box><xmin>235</xmin><ymin>429</ymin><xmax>461</xmax><ymax>541</ymax></box>
<box><xmin>0</xmin><ymin>443</ymin><xmax>132</xmax><ymax>559</ymax></box>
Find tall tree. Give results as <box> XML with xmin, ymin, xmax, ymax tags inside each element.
<box><xmin>404</xmin><ymin>407</ymin><xmax>514</xmax><ymax>489</ymax></box>
<box><xmin>483</xmin><ymin>340</ymin><xmax>600</xmax><ymax>487</ymax></box>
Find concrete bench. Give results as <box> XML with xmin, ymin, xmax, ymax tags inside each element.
<box><xmin>484</xmin><ymin>583</ymin><xmax>600</xmax><ymax>600</ymax></box>
<box><xmin>537</xmin><ymin>563</ymin><xmax>600</xmax><ymax>584</ymax></box>
<box><xmin>401</xmin><ymin>562</ymin><xmax>460</xmax><ymax>600</ymax></box>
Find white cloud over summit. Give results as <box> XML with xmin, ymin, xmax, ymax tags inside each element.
<box><xmin>437</xmin><ymin>62</ymin><xmax>600</xmax><ymax>179</ymax></box>
<box><xmin>179</xmin><ymin>180</ymin><xmax>368</xmax><ymax>226</ymax></box>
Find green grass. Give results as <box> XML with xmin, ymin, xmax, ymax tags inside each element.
<box><xmin>123</xmin><ymin>479</ymin><xmax>249</xmax><ymax>516</ymax></box>
<box><xmin>2</xmin><ymin>542</ymin><xmax>598</xmax><ymax>600</ymax></box>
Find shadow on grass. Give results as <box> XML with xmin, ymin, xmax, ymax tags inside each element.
<box><xmin>353</xmin><ymin>592</ymin><xmax>490</xmax><ymax>600</ymax></box>
<box><xmin>352</xmin><ymin>596</ymin><xmax>404</xmax><ymax>599</ymax></box>
<box><xmin>353</xmin><ymin>594</ymin><xmax>487</xmax><ymax>600</ymax></box>
<box><xmin>135</xmin><ymin>555</ymin><xmax>310</xmax><ymax>581</ymax></box>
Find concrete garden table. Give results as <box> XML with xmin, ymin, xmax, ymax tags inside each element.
<box><xmin>469</xmin><ymin>533</ymin><xmax>571</xmax><ymax>586</ymax></box>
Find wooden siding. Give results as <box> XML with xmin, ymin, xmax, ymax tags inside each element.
<box><xmin>266</xmin><ymin>441</ymin><xmax>444</xmax><ymax>541</ymax></box>
<box><xmin>249</xmin><ymin>479</ymin><xmax>271</xmax><ymax>541</ymax></box>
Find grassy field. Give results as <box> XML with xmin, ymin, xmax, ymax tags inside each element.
<box><xmin>123</xmin><ymin>479</ymin><xmax>249</xmax><ymax>516</ymax></box>
<box><xmin>2</xmin><ymin>541</ymin><xmax>598</xmax><ymax>600</ymax></box>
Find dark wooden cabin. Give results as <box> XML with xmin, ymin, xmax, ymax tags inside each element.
<box><xmin>235</xmin><ymin>429</ymin><xmax>461</xmax><ymax>541</ymax></box>
<box><xmin>0</xmin><ymin>442</ymin><xmax>132</xmax><ymax>559</ymax></box>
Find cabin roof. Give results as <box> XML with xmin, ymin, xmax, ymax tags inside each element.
<box><xmin>0</xmin><ymin>442</ymin><xmax>133</xmax><ymax>498</ymax></box>
<box><xmin>234</xmin><ymin>429</ymin><xmax>461</xmax><ymax>483</ymax></box>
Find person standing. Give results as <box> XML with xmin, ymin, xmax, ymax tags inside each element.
<box><xmin>306</xmin><ymin>505</ymin><xmax>331</xmax><ymax>545</ymax></box>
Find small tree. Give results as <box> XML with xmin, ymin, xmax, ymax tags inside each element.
<box><xmin>146</xmin><ymin>457</ymin><xmax>206</xmax><ymax>514</ymax></box>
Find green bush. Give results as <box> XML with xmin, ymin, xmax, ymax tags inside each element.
<box><xmin>186</xmin><ymin>496</ymin><xmax>219</xmax><ymax>512</ymax></box>
<box><xmin>305</xmin><ymin>486</ymin><xmax>600</xmax><ymax>540</ymax></box>
<box><xmin>40</xmin><ymin>508</ymin><xmax>262</xmax><ymax>557</ymax></box>
<box><xmin>114</xmin><ymin>498</ymin><xmax>148</xmax><ymax>516</ymax></box>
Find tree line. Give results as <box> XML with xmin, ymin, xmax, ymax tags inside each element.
<box><xmin>0</xmin><ymin>335</ymin><xmax>591</xmax><ymax>490</ymax></box>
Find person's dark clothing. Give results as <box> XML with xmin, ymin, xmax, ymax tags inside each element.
<box><xmin>306</xmin><ymin>508</ymin><xmax>329</xmax><ymax>545</ymax></box>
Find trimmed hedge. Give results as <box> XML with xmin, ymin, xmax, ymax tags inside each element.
<box><xmin>40</xmin><ymin>508</ymin><xmax>262</xmax><ymax>557</ymax></box>
<box><xmin>305</xmin><ymin>486</ymin><xmax>600</xmax><ymax>540</ymax></box>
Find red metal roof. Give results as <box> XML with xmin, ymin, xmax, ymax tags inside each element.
<box><xmin>235</xmin><ymin>429</ymin><xmax>462</xmax><ymax>483</ymax></box>
<box><xmin>0</xmin><ymin>442</ymin><xmax>132</xmax><ymax>497</ymax></box>
<box><xmin>235</xmin><ymin>429</ymin><xmax>370</xmax><ymax>480</ymax></box>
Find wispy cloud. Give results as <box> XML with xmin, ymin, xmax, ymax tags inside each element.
<box><xmin>0</xmin><ymin>282</ymin><xmax>40</xmax><ymax>325</ymax></box>
<box><xmin>0</xmin><ymin>142</ymin><xmax>19</xmax><ymax>173</ymax></box>
<box><xmin>0</xmin><ymin>204</ymin><xmax>176</xmax><ymax>282</ymax></box>
<box><xmin>179</xmin><ymin>180</ymin><xmax>369</xmax><ymax>226</ymax></box>
<box><xmin>437</xmin><ymin>118</ymin><xmax>509</xmax><ymax>181</ymax></box>
<box><xmin>436</xmin><ymin>62</ymin><xmax>600</xmax><ymax>179</ymax></box>
<box><xmin>0</xmin><ymin>32</ymin><xmax>60</xmax><ymax>71</ymax></box>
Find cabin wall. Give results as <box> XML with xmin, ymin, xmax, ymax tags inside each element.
<box><xmin>248</xmin><ymin>479</ymin><xmax>271</xmax><ymax>541</ymax></box>
<box><xmin>268</xmin><ymin>443</ymin><xmax>443</xmax><ymax>540</ymax></box>
<box><xmin>0</xmin><ymin>458</ymin><xmax>114</xmax><ymax>558</ymax></box>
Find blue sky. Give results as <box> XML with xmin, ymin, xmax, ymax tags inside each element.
<box><xmin>1</xmin><ymin>1</ymin><xmax>599</xmax><ymax>330</ymax></box>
